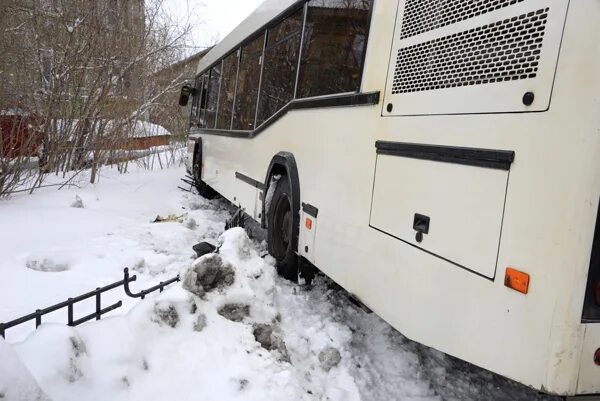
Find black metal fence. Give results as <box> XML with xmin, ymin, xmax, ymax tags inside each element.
<box><xmin>0</xmin><ymin>268</ymin><xmax>179</xmax><ymax>339</ymax></box>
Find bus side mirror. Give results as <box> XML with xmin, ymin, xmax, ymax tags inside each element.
<box><xmin>179</xmin><ymin>85</ymin><xmax>197</xmax><ymax>107</ymax></box>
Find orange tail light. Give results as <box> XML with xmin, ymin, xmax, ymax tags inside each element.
<box><xmin>305</xmin><ymin>218</ymin><xmax>313</xmax><ymax>230</ymax></box>
<box><xmin>504</xmin><ymin>268</ymin><xmax>530</xmax><ymax>294</ymax></box>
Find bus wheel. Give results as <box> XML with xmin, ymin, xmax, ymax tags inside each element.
<box><xmin>192</xmin><ymin>147</ymin><xmax>216</xmax><ymax>199</ymax></box>
<box><xmin>192</xmin><ymin>150</ymin><xmax>201</xmax><ymax>183</ymax></box>
<box><xmin>267</xmin><ymin>175</ymin><xmax>298</xmax><ymax>281</ymax></box>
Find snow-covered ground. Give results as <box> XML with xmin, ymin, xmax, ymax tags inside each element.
<box><xmin>0</xmin><ymin>163</ymin><xmax>561</xmax><ymax>401</ymax></box>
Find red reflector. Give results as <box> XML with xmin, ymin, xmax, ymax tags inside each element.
<box><xmin>595</xmin><ymin>348</ymin><xmax>600</xmax><ymax>366</ymax></box>
<box><xmin>504</xmin><ymin>268</ymin><xmax>530</xmax><ymax>294</ymax></box>
<box><xmin>305</xmin><ymin>218</ymin><xmax>312</xmax><ymax>230</ymax></box>
<box><xmin>595</xmin><ymin>281</ymin><xmax>600</xmax><ymax>306</ymax></box>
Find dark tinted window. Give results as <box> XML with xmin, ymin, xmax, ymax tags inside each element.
<box><xmin>256</xmin><ymin>8</ymin><xmax>304</xmax><ymax>126</ymax></box>
<box><xmin>297</xmin><ymin>0</ymin><xmax>370</xmax><ymax>98</ymax></box>
<box><xmin>233</xmin><ymin>34</ymin><xmax>264</xmax><ymax>130</ymax></box>
<box><xmin>216</xmin><ymin>52</ymin><xmax>239</xmax><ymax>129</ymax></box>
<box><xmin>190</xmin><ymin>75</ymin><xmax>201</xmax><ymax>127</ymax></box>
<box><xmin>198</xmin><ymin>73</ymin><xmax>209</xmax><ymax>127</ymax></box>
<box><xmin>205</xmin><ymin>65</ymin><xmax>221</xmax><ymax>129</ymax></box>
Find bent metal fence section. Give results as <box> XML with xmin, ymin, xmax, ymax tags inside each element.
<box><xmin>0</xmin><ymin>268</ymin><xmax>179</xmax><ymax>339</ymax></box>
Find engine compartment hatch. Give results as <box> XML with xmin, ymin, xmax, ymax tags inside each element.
<box><xmin>369</xmin><ymin>141</ymin><xmax>514</xmax><ymax>279</ymax></box>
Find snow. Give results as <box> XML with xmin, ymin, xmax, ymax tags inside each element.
<box><xmin>131</xmin><ymin>121</ymin><xmax>171</xmax><ymax>138</ymax></box>
<box><xmin>0</xmin><ymin>161</ymin><xmax>561</xmax><ymax>401</ymax></box>
<box><xmin>0</xmin><ymin>338</ymin><xmax>50</xmax><ymax>401</ymax></box>
<box><xmin>50</xmin><ymin>119</ymin><xmax>171</xmax><ymax>140</ymax></box>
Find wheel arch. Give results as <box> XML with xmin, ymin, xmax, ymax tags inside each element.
<box><xmin>190</xmin><ymin>137</ymin><xmax>202</xmax><ymax>181</ymax></box>
<box><xmin>262</xmin><ymin>152</ymin><xmax>301</xmax><ymax>253</ymax></box>
<box><xmin>192</xmin><ymin>137</ymin><xmax>202</xmax><ymax>170</ymax></box>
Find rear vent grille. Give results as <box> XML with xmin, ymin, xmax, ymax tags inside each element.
<box><xmin>392</xmin><ymin>8</ymin><xmax>549</xmax><ymax>95</ymax></box>
<box><xmin>400</xmin><ymin>0</ymin><xmax>526</xmax><ymax>39</ymax></box>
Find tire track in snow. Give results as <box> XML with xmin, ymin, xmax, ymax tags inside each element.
<box><xmin>279</xmin><ymin>277</ymin><xmax>562</xmax><ymax>401</ymax></box>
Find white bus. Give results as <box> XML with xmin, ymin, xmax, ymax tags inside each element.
<box><xmin>180</xmin><ymin>0</ymin><xmax>600</xmax><ymax>397</ymax></box>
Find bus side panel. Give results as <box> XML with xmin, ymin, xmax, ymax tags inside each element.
<box><xmin>200</xmin><ymin>136</ymin><xmax>268</xmax><ymax>221</ymax></box>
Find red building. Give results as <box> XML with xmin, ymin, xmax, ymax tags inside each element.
<box><xmin>0</xmin><ymin>112</ymin><xmax>41</xmax><ymax>158</ymax></box>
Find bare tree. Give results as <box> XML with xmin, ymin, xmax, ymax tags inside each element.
<box><xmin>0</xmin><ymin>0</ymin><xmax>198</xmax><ymax>196</ymax></box>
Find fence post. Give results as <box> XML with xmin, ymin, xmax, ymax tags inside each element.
<box><xmin>67</xmin><ymin>298</ymin><xmax>74</xmax><ymax>326</ymax></box>
<box><xmin>0</xmin><ymin>323</ymin><xmax>5</xmax><ymax>339</ymax></box>
<box><xmin>95</xmin><ymin>289</ymin><xmax>101</xmax><ymax>320</ymax></box>
<box><xmin>159</xmin><ymin>282</ymin><xmax>164</xmax><ymax>292</ymax></box>
<box><xmin>35</xmin><ymin>310</ymin><xmax>42</xmax><ymax>328</ymax></box>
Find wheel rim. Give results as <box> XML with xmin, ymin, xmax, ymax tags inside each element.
<box><xmin>272</xmin><ymin>194</ymin><xmax>292</xmax><ymax>261</ymax></box>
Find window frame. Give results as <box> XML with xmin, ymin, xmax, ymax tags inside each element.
<box><xmin>189</xmin><ymin>75</ymin><xmax>201</xmax><ymax>129</ymax></box>
<box><xmin>216</xmin><ymin>51</ymin><xmax>241</xmax><ymax>130</ymax></box>
<box><xmin>191</xmin><ymin>0</ymin><xmax>375</xmax><ymax>133</ymax></box>
<box><xmin>256</xmin><ymin>6</ymin><xmax>305</xmax><ymax>127</ymax></box>
<box><xmin>232</xmin><ymin>32</ymin><xmax>266</xmax><ymax>131</ymax></box>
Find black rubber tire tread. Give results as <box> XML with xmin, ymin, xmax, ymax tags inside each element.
<box><xmin>267</xmin><ymin>175</ymin><xmax>298</xmax><ymax>281</ymax></box>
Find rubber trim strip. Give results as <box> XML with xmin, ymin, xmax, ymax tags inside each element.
<box><xmin>235</xmin><ymin>172</ymin><xmax>266</xmax><ymax>190</ymax></box>
<box><xmin>375</xmin><ymin>141</ymin><xmax>515</xmax><ymax>171</ymax></box>
<box><xmin>191</xmin><ymin>91</ymin><xmax>380</xmax><ymax>139</ymax></box>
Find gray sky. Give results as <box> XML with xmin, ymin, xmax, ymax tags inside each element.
<box><xmin>163</xmin><ymin>0</ymin><xmax>265</xmax><ymax>54</ymax></box>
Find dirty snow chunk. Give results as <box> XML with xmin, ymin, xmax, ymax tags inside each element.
<box><xmin>252</xmin><ymin>323</ymin><xmax>290</xmax><ymax>362</ymax></box>
<box><xmin>319</xmin><ymin>347</ymin><xmax>342</xmax><ymax>372</ymax></box>
<box><xmin>182</xmin><ymin>254</ymin><xmax>235</xmax><ymax>297</ymax></box>
<box><xmin>188</xmin><ymin>199</ymin><xmax>203</xmax><ymax>210</ymax></box>
<box><xmin>152</xmin><ymin>302</ymin><xmax>179</xmax><ymax>328</ymax></box>
<box><xmin>67</xmin><ymin>336</ymin><xmax>87</xmax><ymax>383</ymax></box>
<box><xmin>185</xmin><ymin>217</ymin><xmax>197</xmax><ymax>230</ymax></box>
<box><xmin>218</xmin><ymin>228</ymin><xmax>253</xmax><ymax>260</ymax></box>
<box><xmin>238</xmin><ymin>378</ymin><xmax>249</xmax><ymax>391</ymax></box>
<box><xmin>192</xmin><ymin>241</ymin><xmax>216</xmax><ymax>258</ymax></box>
<box><xmin>26</xmin><ymin>252</ymin><xmax>71</xmax><ymax>272</ymax></box>
<box><xmin>152</xmin><ymin>214</ymin><xmax>184</xmax><ymax>223</ymax></box>
<box><xmin>193</xmin><ymin>313</ymin><xmax>207</xmax><ymax>332</ymax></box>
<box><xmin>0</xmin><ymin>338</ymin><xmax>51</xmax><ymax>401</ymax></box>
<box><xmin>70</xmin><ymin>195</ymin><xmax>84</xmax><ymax>208</ymax></box>
<box><xmin>70</xmin><ymin>336</ymin><xmax>87</xmax><ymax>357</ymax></box>
<box><xmin>130</xmin><ymin>257</ymin><xmax>146</xmax><ymax>273</ymax></box>
<box><xmin>218</xmin><ymin>303</ymin><xmax>250</xmax><ymax>322</ymax></box>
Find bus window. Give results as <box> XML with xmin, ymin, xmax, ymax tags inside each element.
<box><xmin>297</xmin><ymin>0</ymin><xmax>371</xmax><ymax>98</ymax></box>
<box><xmin>216</xmin><ymin>51</ymin><xmax>239</xmax><ymax>129</ymax></box>
<box><xmin>205</xmin><ymin>65</ymin><xmax>221</xmax><ymax>129</ymax></box>
<box><xmin>198</xmin><ymin>73</ymin><xmax>209</xmax><ymax>128</ymax></box>
<box><xmin>256</xmin><ymin>7</ymin><xmax>304</xmax><ymax>126</ymax></box>
<box><xmin>233</xmin><ymin>34</ymin><xmax>264</xmax><ymax>131</ymax></box>
<box><xmin>190</xmin><ymin>75</ymin><xmax>201</xmax><ymax>128</ymax></box>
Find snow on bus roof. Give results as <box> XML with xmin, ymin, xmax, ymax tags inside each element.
<box><xmin>196</xmin><ymin>0</ymin><xmax>298</xmax><ymax>75</ymax></box>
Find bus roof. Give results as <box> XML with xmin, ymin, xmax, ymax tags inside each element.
<box><xmin>196</xmin><ymin>0</ymin><xmax>298</xmax><ymax>75</ymax></box>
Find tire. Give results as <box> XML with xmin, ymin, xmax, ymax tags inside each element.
<box><xmin>267</xmin><ymin>175</ymin><xmax>298</xmax><ymax>281</ymax></box>
<box><xmin>192</xmin><ymin>147</ymin><xmax>216</xmax><ymax>199</ymax></box>
<box><xmin>192</xmin><ymin>148</ymin><xmax>201</xmax><ymax>183</ymax></box>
